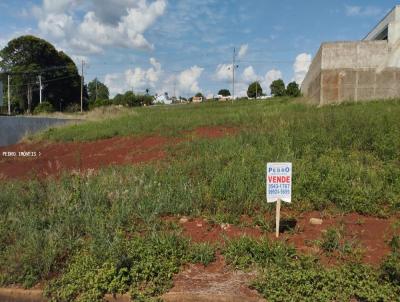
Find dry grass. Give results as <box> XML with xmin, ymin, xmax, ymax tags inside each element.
<box><xmin>35</xmin><ymin>105</ymin><xmax>135</xmax><ymax>121</ymax></box>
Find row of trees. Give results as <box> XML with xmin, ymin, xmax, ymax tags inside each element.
<box><xmin>1</xmin><ymin>35</ymin><xmax>302</xmax><ymax>114</ymax></box>
<box><xmin>247</xmin><ymin>79</ymin><xmax>301</xmax><ymax>98</ymax></box>
<box><xmin>214</xmin><ymin>79</ymin><xmax>301</xmax><ymax>100</ymax></box>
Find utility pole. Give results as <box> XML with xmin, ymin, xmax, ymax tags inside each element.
<box><xmin>232</xmin><ymin>47</ymin><xmax>236</xmax><ymax>101</ymax></box>
<box><xmin>27</xmin><ymin>84</ymin><xmax>32</xmax><ymax>114</ymax></box>
<box><xmin>7</xmin><ymin>75</ymin><xmax>11</xmax><ymax>115</ymax></box>
<box><xmin>255</xmin><ymin>80</ymin><xmax>258</xmax><ymax>100</ymax></box>
<box><xmin>173</xmin><ymin>76</ymin><xmax>176</xmax><ymax>99</ymax></box>
<box><xmin>95</xmin><ymin>78</ymin><xmax>98</xmax><ymax>102</ymax></box>
<box><xmin>38</xmin><ymin>75</ymin><xmax>42</xmax><ymax>104</ymax></box>
<box><xmin>80</xmin><ymin>60</ymin><xmax>84</xmax><ymax>113</ymax></box>
<box><xmin>229</xmin><ymin>47</ymin><xmax>238</xmax><ymax>102</ymax></box>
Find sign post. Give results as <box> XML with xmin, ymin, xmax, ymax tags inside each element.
<box><xmin>266</xmin><ymin>163</ymin><xmax>292</xmax><ymax>238</ymax></box>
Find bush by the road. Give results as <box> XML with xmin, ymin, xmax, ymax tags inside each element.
<box><xmin>33</xmin><ymin>101</ymin><xmax>55</xmax><ymax>114</ymax></box>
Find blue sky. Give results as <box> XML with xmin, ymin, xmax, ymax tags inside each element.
<box><xmin>0</xmin><ymin>0</ymin><xmax>397</xmax><ymax>97</ymax></box>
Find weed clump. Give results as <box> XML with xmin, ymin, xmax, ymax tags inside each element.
<box><xmin>45</xmin><ymin>234</ymin><xmax>216</xmax><ymax>302</ymax></box>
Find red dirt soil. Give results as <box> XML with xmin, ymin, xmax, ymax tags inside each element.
<box><xmin>193</xmin><ymin>126</ymin><xmax>238</xmax><ymax>139</ymax></box>
<box><xmin>0</xmin><ymin>136</ymin><xmax>173</xmax><ymax>179</ymax></box>
<box><xmin>0</xmin><ymin>126</ymin><xmax>237</xmax><ymax>179</ymax></box>
<box><xmin>178</xmin><ymin>212</ymin><xmax>398</xmax><ymax>266</ymax></box>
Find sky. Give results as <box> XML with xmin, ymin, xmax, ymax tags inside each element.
<box><xmin>0</xmin><ymin>0</ymin><xmax>397</xmax><ymax>98</ymax></box>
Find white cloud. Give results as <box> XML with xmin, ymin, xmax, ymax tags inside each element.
<box><xmin>263</xmin><ymin>69</ymin><xmax>283</xmax><ymax>94</ymax></box>
<box><xmin>33</xmin><ymin>0</ymin><xmax>167</xmax><ymax>54</ymax></box>
<box><xmin>293</xmin><ymin>53</ymin><xmax>311</xmax><ymax>84</ymax></box>
<box><xmin>215</xmin><ymin>64</ymin><xmax>233</xmax><ymax>81</ymax></box>
<box><xmin>0</xmin><ymin>38</ymin><xmax>7</xmax><ymax>49</ymax></box>
<box><xmin>125</xmin><ymin>57</ymin><xmax>162</xmax><ymax>89</ymax></box>
<box><xmin>42</xmin><ymin>0</ymin><xmax>76</xmax><ymax>13</ymax></box>
<box><xmin>105</xmin><ymin>57</ymin><xmax>162</xmax><ymax>96</ymax></box>
<box><xmin>238</xmin><ymin>44</ymin><xmax>248</xmax><ymax>59</ymax></box>
<box><xmin>105</xmin><ymin>61</ymin><xmax>203</xmax><ymax>97</ymax></box>
<box><xmin>235</xmin><ymin>83</ymin><xmax>248</xmax><ymax>98</ymax></box>
<box><xmin>176</xmin><ymin>65</ymin><xmax>204</xmax><ymax>94</ymax></box>
<box><xmin>345</xmin><ymin>5</ymin><xmax>383</xmax><ymax>17</ymax></box>
<box><xmin>105</xmin><ymin>73</ymin><xmax>125</xmax><ymax>96</ymax></box>
<box><xmin>38</xmin><ymin>13</ymin><xmax>74</xmax><ymax>39</ymax></box>
<box><xmin>242</xmin><ymin>66</ymin><xmax>258</xmax><ymax>83</ymax></box>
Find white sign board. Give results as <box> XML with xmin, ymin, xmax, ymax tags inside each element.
<box><xmin>266</xmin><ymin>162</ymin><xmax>292</xmax><ymax>203</ymax></box>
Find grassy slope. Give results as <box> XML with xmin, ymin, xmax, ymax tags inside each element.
<box><xmin>1</xmin><ymin>98</ymin><xmax>400</xmax><ymax>300</ymax></box>
<box><xmin>35</xmin><ymin>98</ymin><xmax>296</xmax><ymax>141</ymax></box>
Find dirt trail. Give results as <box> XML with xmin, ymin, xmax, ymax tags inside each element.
<box><xmin>0</xmin><ymin>126</ymin><xmax>236</xmax><ymax>179</ymax></box>
<box><xmin>163</xmin><ymin>254</ymin><xmax>265</xmax><ymax>302</ymax></box>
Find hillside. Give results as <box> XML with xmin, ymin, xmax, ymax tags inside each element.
<box><xmin>0</xmin><ymin>98</ymin><xmax>399</xmax><ymax>301</ymax></box>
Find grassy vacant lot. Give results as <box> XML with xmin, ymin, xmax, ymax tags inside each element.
<box><xmin>1</xmin><ymin>98</ymin><xmax>400</xmax><ymax>301</ymax></box>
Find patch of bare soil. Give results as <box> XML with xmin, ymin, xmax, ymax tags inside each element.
<box><xmin>192</xmin><ymin>126</ymin><xmax>238</xmax><ymax>139</ymax></box>
<box><xmin>0</xmin><ymin>126</ymin><xmax>238</xmax><ymax>179</ymax></box>
<box><xmin>283</xmin><ymin>211</ymin><xmax>397</xmax><ymax>266</ymax></box>
<box><xmin>178</xmin><ymin>212</ymin><xmax>397</xmax><ymax>266</ymax></box>
<box><xmin>181</xmin><ymin>218</ymin><xmax>265</xmax><ymax>243</ymax></box>
<box><xmin>162</xmin><ymin>254</ymin><xmax>265</xmax><ymax>302</ymax></box>
<box><xmin>0</xmin><ymin>136</ymin><xmax>173</xmax><ymax>179</ymax></box>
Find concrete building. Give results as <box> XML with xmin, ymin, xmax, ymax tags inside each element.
<box><xmin>301</xmin><ymin>5</ymin><xmax>400</xmax><ymax>105</ymax></box>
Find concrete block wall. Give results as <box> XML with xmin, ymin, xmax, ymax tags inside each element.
<box><xmin>301</xmin><ymin>41</ymin><xmax>400</xmax><ymax>104</ymax></box>
<box><xmin>319</xmin><ymin>68</ymin><xmax>400</xmax><ymax>104</ymax></box>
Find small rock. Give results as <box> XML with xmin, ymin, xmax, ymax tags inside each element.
<box><xmin>220</xmin><ymin>223</ymin><xmax>231</xmax><ymax>231</ymax></box>
<box><xmin>196</xmin><ymin>223</ymin><xmax>203</xmax><ymax>227</ymax></box>
<box><xmin>179</xmin><ymin>217</ymin><xmax>189</xmax><ymax>224</ymax></box>
<box><xmin>309</xmin><ymin>218</ymin><xmax>323</xmax><ymax>225</ymax></box>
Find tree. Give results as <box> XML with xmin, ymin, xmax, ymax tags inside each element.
<box><xmin>218</xmin><ymin>89</ymin><xmax>231</xmax><ymax>97</ymax></box>
<box><xmin>112</xmin><ymin>91</ymin><xmax>152</xmax><ymax>107</ymax></box>
<box><xmin>195</xmin><ymin>92</ymin><xmax>204</xmax><ymax>98</ymax></box>
<box><xmin>88</xmin><ymin>78</ymin><xmax>109</xmax><ymax>102</ymax></box>
<box><xmin>270</xmin><ymin>79</ymin><xmax>286</xmax><ymax>97</ymax></box>
<box><xmin>247</xmin><ymin>81</ymin><xmax>262</xmax><ymax>98</ymax></box>
<box><xmin>0</xmin><ymin>35</ymin><xmax>83</xmax><ymax>112</ymax></box>
<box><xmin>286</xmin><ymin>81</ymin><xmax>301</xmax><ymax>97</ymax></box>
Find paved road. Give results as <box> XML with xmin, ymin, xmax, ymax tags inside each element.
<box><xmin>0</xmin><ymin>116</ymin><xmax>79</xmax><ymax>147</ymax></box>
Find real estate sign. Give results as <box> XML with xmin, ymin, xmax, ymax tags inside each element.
<box><xmin>266</xmin><ymin>162</ymin><xmax>292</xmax><ymax>203</ymax></box>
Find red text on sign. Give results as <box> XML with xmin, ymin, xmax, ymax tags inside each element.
<box><xmin>268</xmin><ymin>176</ymin><xmax>291</xmax><ymax>183</ymax></box>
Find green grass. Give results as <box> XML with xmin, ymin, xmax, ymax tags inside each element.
<box><xmin>37</xmin><ymin>99</ymin><xmax>294</xmax><ymax>142</ymax></box>
<box><xmin>1</xmin><ymin>98</ymin><xmax>400</xmax><ymax>299</ymax></box>
<box><xmin>44</xmin><ymin>233</ymin><xmax>215</xmax><ymax>302</ymax></box>
<box><xmin>224</xmin><ymin>236</ymin><xmax>400</xmax><ymax>302</ymax></box>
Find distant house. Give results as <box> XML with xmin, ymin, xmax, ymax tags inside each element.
<box><xmin>154</xmin><ymin>93</ymin><xmax>172</xmax><ymax>105</ymax></box>
<box><xmin>192</xmin><ymin>96</ymin><xmax>203</xmax><ymax>103</ymax></box>
<box><xmin>216</xmin><ymin>95</ymin><xmax>231</xmax><ymax>101</ymax></box>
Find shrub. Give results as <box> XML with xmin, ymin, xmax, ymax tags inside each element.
<box><xmin>89</xmin><ymin>99</ymin><xmax>112</xmax><ymax>110</ymax></box>
<box><xmin>320</xmin><ymin>227</ymin><xmax>341</xmax><ymax>253</ymax></box>
<box><xmin>45</xmin><ymin>234</ymin><xmax>190</xmax><ymax>302</ymax></box>
<box><xmin>64</xmin><ymin>103</ymin><xmax>81</xmax><ymax>113</ymax></box>
<box><xmin>187</xmin><ymin>242</ymin><xmax>216</xmax><ymax>266</ymax></box>
<box><xmin>381</xmin><ymin>235</ymin><xmax>400</xmax><ymax>285</ymax></box>
<box><xmin>34</xmin><ymin>101</ymin><xmax>54</xmax><ymax>114</ymax></box>
<box><xmin>223</xmin><ymin>236</ymin><xmax>296</xmax><ymax>269</ymax></box>
<box><xmin>253</xmin><ymin>263</ymin><xmax>399</xmax><ymax>302</ymax></box>
<box><xmin>381</xmin><ymin>253</ymin><xmax>400</xmax><ymax>285</ymax></box>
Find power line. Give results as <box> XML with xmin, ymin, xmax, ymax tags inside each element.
<box><xmin>0</xmin><ymin>64</ymin><xmax>74</xmax><ymax>75</ymax></box>
<box><xmin>7</xmin><ymin>74</ymin><xmax>79</xmax><ymax>88</ymax></box>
